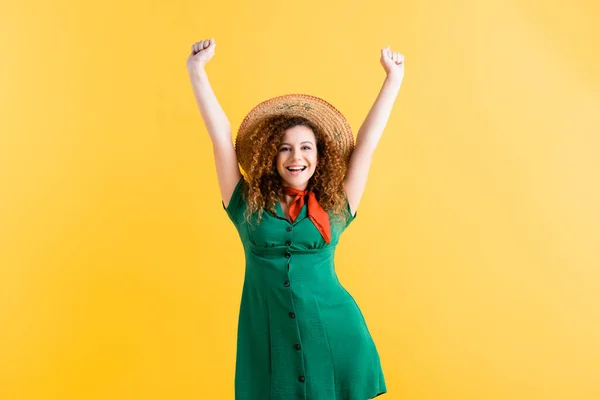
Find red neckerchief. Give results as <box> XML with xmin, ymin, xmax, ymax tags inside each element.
<box><xmin>283</xmin><ymin>186</ymin><xmax>331</xmax><ymax>244</ymax></box>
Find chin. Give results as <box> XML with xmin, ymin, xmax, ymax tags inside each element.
<box><xmin>281</xmin><ymin>177</ymin><xmax>311</xmax><ymax>188</ymax></box>
<box><xmin>277</xmin><ymin>167</ymin><xmax>316</xmax><ymax>189</ymax></box>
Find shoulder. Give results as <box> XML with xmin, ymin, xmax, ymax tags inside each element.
<box><xmin>222</xmin><ymin>177</ymin><xmax>248</xmax><ymax>225</ymax></box>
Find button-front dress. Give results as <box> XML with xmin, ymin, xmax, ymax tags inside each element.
<box><xmin>222</xmin><ymin>177</ymin><xmax>386</xmax><ymax>400</ymax></box>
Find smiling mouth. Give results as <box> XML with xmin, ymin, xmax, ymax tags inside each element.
<box><xmin>286</xmin><ymin>166</ymin><xmax>307</xmax><ymax>172</ymax></box>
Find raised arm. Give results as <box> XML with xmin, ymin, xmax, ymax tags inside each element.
<box><xmin>187</xmin><ymin>38</ymin><xmax>242</xmax><ymax>208</ymax></box>
<box><xmin>343</xmin><ymin>46</ymin><xmax>405</xmax><ymax>215</ymax></box>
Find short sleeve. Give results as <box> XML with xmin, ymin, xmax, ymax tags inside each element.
<box><xmin>344</xmin><ymin>201</ymin><xmax>357</xmax><ymax>229</ymax></box>
<box><xmin>341</xmin><ymin>192</ymin><xmax>357</xmax><ymax>230</ymax></box>
<box><xmin>222</xmin><ymin>177</ymin><xmax>247</xmax><ymax>226</ymax></box>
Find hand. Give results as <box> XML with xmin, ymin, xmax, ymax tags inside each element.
<box><xmin>187</xmin><ymin>38</ymin><xmax>216</xmax><ymax>73</ymax></box>
<box><xmin>380</xmin><ymin>46</ymin><xmax>404</xmax><ymax>83</ymax></box>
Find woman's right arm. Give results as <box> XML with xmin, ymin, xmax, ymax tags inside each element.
<box><xmin>187</xmin><ymin>39</ymin><xmax>242</xmax><ymax>208</ymax></box>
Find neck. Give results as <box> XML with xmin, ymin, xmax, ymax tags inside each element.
<box><xmin>283</xmin><ymin>184</ymin><xmax>308</xmax><ymax>190</ymax></box>
<box><xmin>282</xmin><ymin>185</ymin><xmax>309</xmax><ymax>207</ymax></box>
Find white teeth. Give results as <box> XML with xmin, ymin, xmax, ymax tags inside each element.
<box><xmin>287</xmin><ymin>166</ymin><xmax>306</xmax><ymax>171</ymax></box>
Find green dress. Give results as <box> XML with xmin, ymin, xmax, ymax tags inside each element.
<box><xmin>222</xmin><ymin>177</ymin><xmax>386</xmax><ymax>400</ymax></box>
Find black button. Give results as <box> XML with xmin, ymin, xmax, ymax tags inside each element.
<box><xmin>285</xmin><ymin>241</ymin><xmax>291</xmax><ymax>246</ymax></box>
<box><xmin>286</xmin><ymin>227</ymin><xmax>292</xmax><ymax>232</ymax></box>
<box><xmin>298</xmin><ymin>375</ymin><xmax>305</xmax><ymax>382</ymax></box>
<box><xmin>285</xmin><ymin>252</ymin><xmax>291</xmax><ymax>258</ymax></box>
<box><xmin>289</xmin><ymin>312</ymin><xmax>295</xmax><ymax>318</ymax></box>
<box><xmin>284</xmin><ymin>281</ymin><xmax>290</xmax><ymax>287</ymax></box>
<box><xmin>294</xmin><ymin>344</ymin><xmax>301</xmax><ymax>350</ymax></box>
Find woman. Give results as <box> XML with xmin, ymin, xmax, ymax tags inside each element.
<box><xmin>187</xmin><ymin>38</ymin><xmax>404</xmax><ymax>400</ymax></box>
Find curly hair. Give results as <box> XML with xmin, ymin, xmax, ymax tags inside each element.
<box><xmin>240</xmin><ymin>115</ymin><xmax>352</xmax><ymax>227</ymax></box>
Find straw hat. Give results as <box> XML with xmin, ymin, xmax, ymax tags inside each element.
<box><xmin>235</xmin><ymin>94</ymin><xmax>354</xmax><ymax>175</ymax></box>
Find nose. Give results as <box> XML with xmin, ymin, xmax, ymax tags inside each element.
<box><xmin>291</xmin><ymin>149</ymin><xmax>303</xmax><ymax>160</ymax></box>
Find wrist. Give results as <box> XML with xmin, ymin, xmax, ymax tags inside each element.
<box><xmin>384</xmin><ymin>73</ymin><xmax>403</xmax><ymax>89</ymax></box>
<box><xmin>188</xmin><ymin>64</ymin><xmax>207</xmax><ymax>79</ymax></box>
<box><xmin>385</xmin><ymin>72</ymin><xmax>403</xmax><ymax>84</ymax></box>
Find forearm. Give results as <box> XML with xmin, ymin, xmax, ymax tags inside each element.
<box><xmin>356</xmin><ymin>75</ymin><xmax>402</xmax><ymax>150</ymax></box>
<box><xmin>188</xmin><ymin>67</ymin><xmax>231</xmax><ymax>144</ymax></box>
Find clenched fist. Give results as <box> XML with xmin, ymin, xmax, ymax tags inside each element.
<box><xmin>187</xmin><ymin>38</ymin><xmax>216</xmax><ymax>74</ymax></box>
<box><xmin>380</xmin><ymin>46</ymin><xmax>404</xmax><ymax>83</ymax></box>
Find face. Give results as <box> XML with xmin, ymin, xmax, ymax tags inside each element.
<box><xmin>275</xmin><ymin>125</ymin><xmax>318</xmax><ymax>190</ymax></box>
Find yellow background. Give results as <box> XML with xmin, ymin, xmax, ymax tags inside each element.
<box><xmin>2</xmin><ymin>0</ymin><xmax>599</xmax><ymax>399</ymax></box>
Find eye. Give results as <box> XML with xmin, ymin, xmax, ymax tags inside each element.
<box><xmin>302</xmin><ymin>146</ymin><xmax>312</xmax><ymax>150</ymax></box>
<box><xmin>279</xmin><ymin>147</ymin><xmax>290</xmax><ymax>152</ymax></box>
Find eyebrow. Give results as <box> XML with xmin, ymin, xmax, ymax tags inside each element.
<box><xmin>279</xmin><ymin>141</ymin><xmax>314</xmax><ymax>146</ymax></box>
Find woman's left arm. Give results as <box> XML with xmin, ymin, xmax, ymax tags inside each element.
<box><xmin>344</xmin><ymin>46</ymin><xmax>405</xmax><ymax>215</ymax></box>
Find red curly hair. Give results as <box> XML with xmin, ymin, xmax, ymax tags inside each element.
<box><xmin>240</xmin><ymin>115</ymin><xmax>353</xmax><ymax>227</ymax></box>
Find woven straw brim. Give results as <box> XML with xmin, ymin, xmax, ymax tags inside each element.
<box><xmin>235</xmin><ymin>94</ymin><xmax>354</xmax><ymax>175</ymax></box>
